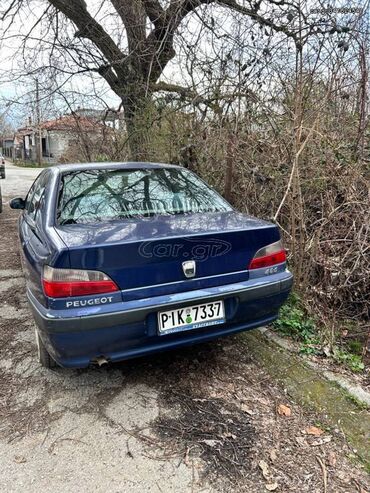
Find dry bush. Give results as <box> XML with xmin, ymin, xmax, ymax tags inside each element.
<box><xmin>151</xmin><ymin>103</ymin><xmax>369</xmax><ymax>351</ymax></box>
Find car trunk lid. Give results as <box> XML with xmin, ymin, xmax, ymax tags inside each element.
<box><xmin>54</xmin><ymin>211</ymin><xmax>280</xmax><ymax>296</ymax></box>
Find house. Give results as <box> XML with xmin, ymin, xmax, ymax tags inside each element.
<box><xmin>39</xmin><ymin>114</ymin><xmax>110</xmax><ymax>162</ymax></box>
<box><xmin>15</xmin><ymin>127</ymin><xmax>35</xmax><ymax>160</ymax></box>
<box><xmin>74</xmin><ymin>107</ymin><xmax>125</xmax><ymax>130</ymax></box>
<box><xmin>1</xmin><ymin>136</ymin><xmax>15</xmax><ymax>159</ymax></box>
<box><xmin>15</xmin><ymin>114</ymin><xmax>111</xmax><ymax>164</ymax></box>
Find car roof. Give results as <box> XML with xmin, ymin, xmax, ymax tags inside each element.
<box><xmin>50</xmin><ymin>162</ymin><xmax>182</xmax><ymax>174</ymax></box>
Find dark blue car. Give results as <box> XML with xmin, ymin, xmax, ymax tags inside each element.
<box><xmin>10</xmin><ymin>162</ymin><xmax>293</xmax><ymax>368</ymax></box>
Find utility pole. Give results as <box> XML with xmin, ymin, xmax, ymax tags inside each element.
<box><xmin>36</xmin><ymin>78</ymin><xmax>42</xmax><ymax>166</ymax></box>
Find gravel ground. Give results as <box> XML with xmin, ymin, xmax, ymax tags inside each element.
<box><xmin>0</xmin><ymin>162</ymin><xmax>368</xmax><ymax>493</ymax></box>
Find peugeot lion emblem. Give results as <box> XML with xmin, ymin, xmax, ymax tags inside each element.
<box><xmin>182</xmin><ymin>260</ymin><xmax>196</xmax><ymax>278</ymax></box>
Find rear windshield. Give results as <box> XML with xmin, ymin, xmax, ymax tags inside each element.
<box><xmin>57</xmin><ymin>167</ymin><xmax>232</xmax><ymax>225</ymax></box>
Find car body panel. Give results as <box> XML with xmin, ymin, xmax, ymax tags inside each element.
<box><xmin>28</xmin><ymin>271</ymin><xmax>292</xmax><ymax>368</ymax></box>
<box><xmin>55</xmin><ymin>213</ymin><xmax>280</xmax><ymax>291</ymax></box>
<box><xmin>15</xmin><ymin>162</ymin><xmax>293</xmax><ymax>368</ymax></box>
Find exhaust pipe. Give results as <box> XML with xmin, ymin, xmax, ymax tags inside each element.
<box><xmin>92</xmin><ymin>356</ymin><xmax>109</xmax><ymax>367</ymax></box>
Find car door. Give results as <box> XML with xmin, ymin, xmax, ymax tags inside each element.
<box><xmin>21</xmin><ymin>170</ymin><xmax>51</xmax><ymax>301</ymax></box>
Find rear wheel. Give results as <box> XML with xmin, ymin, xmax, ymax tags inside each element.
<box><xmin>35</xmin><ymin>329</ymin><xmax>58</xmax><ymax>369</ymax></box>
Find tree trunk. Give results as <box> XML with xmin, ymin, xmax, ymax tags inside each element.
<box><xmin>356</xmin><ymin>41</ymin><xmax>368</xmax><ymax>161</ymax></box>
<box><xmin>122</xmin><ymin>88</ymin><xmax>155</xmax><ymax>161</ymax></box>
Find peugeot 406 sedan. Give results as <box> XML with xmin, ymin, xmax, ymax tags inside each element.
<box><xmin>10</xmin><ymin>162</ymin><xmax>293</xmax><ymax>368</ymax></box>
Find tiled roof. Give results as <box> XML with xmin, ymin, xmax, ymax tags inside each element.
<box><xmin>40</xmin><ymin>115</ymin><xmax>105</xmax><ymax>132</ymax></box>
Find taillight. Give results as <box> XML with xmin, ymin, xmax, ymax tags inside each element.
<box><xmin>42</xmin><ymin>266</ymin><xmax>119</xmax><ymax>298</ymax></box>
<box><xmin>249</xmin><ymin>240</ymin><xmax>286</xmax><ymax>270</ymax></box>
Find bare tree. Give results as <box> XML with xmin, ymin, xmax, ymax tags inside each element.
<box><xmin>0</xmin><ymin>0</ymin><xmax>333</xmax><ymax>159</ymax></box>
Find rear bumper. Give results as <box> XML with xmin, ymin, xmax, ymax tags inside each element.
<box><xmin>28</xmin><ymin>271</ymin><xmax>293</xmax><ymax>367</ymax></box>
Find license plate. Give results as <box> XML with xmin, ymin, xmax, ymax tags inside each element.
<box><xmin>158</xmin><ymin>300</ymin><xmax>225</xmax><ymax>335</ymax></box>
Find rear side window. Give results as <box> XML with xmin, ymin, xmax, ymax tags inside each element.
<box><xmin>25</xmin><ymin>172</ymin><xmax>48</xmax><ymax>221</ymax></box>
<box><xmin>57</xmin><ymin>168</ymin><xmax>232</xmax><ymax>225</ymax></box>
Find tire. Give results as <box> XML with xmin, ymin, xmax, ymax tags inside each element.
<box><xmin>35</xmin><ymin>329</ymin><xmax>58</xmax><ymax>369</ymax></box>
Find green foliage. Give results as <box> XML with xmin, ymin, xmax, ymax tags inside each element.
<box><xmin>93</xmin><ymin>154</ymin><xmax>111</xmax><ymax>162</ymax></box>
<box><xmin>274</xmin><ymin>293</ymin><xmax>320</xmax><ymax>354</ymax></box>
<box><xmin>332</xmin><ymin>348</ymin><xmax>365</xmax><ymax>373</ymax></box>
<box><xmin>274</xmin><ymin>294</ymin><xmax>365</xmax><ymax>373</ymax></box>
<box><xmin>347</xmin><ymin>340</ymin><xmax>363</xmax><ymax>356</ymax></box>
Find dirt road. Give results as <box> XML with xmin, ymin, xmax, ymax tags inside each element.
<box><xmin>0</xmin><ymin>162</ymin><xmax>368</xmax><ymax>492</ymax></box>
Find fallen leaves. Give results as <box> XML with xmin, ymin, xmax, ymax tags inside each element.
<box><xmin>259</xmin><ymin>459</ymin><xmax>270</xmax><ymax>480</ymax></box>
<box><xmin>259</xmin><ymin>459</ymin><xmax>279</xmax><ymax>491</ymax></box>
<box><xmin>327</xmin><ymin>451</ymin><xmax>336</xmax><ymax>467</ymax></box>
<box><xmin>202</xmin><ymin>439</ymin><xmax>219</xmax><ymax>447</ymax></box>
<box><xmin>295</xmin><ymin>436</ymin><xmax>308</xmax><ymax>448</ymax></box>
<box><xmin>202</xmin><ymin>431</ymin><xmax>237</xmax><ymax>446</ymax></box>
<box><xmin>269</xmin><ymin>448</ymin><xmax>278</xmax><ymax>462</ymax></box>
<box><xmin>14</xmin><ymin>455</ymin><xmax>26</xmax><ymax>464</ymax></box>
<box><xmin>296</xmin><ymin>426</ymin><xmax>331</xmax><ymax>447</ymax></box>
<box><xmin>306</xmin><ymin>426</ymin><xmax>324</xmax><ymax>436</ymax></box>
<box><xmin>240</xmin><ymin>403</ymin><xmax>255</xmax><ymax>415</ymax></box>
<box><xmin>337</xmin><ymin>470</ymin><xmax>351</xmax><ymax>483</ymax></box>
<box><xmin>220</xmin><ymin>432</ymin><xmax>237</xmax><ymax>439</ymax></box>
<box><xmin>265</xmin><ymin>483</ymin><xmax>278</xmax><ymax>491</ymax></box>
<box><xmin>277</xmin><ymin>404</ymin><xmax>291</xmax><ymax>417</ymax></box>
<box><xmin>295</xmin><ymin>427</ymin><xmax>333</xmax><ymax>449</ymax></box>
<box><xmin>310</xmin><ymin>436</ymin><xmax>332</xmax><ymax>447</ymax></box>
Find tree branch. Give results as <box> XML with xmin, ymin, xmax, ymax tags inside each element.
<box><xmin>152</xmin><ymin>81</ymin><xmax>199</xmax><ymax>98</ymax></box>
<box><xmin>142</xmin><ymin>0</ymin><xmax>164</xmax><ymax>24</ymax></box>
<box><xmin>111</xmin><ymin>0</ymin><xmax>146</xmax><ymax>52</ymax></box>
<box><xmin>218</xmin><ymin>0</ymin><xmax>298</xmax><ymax>41</ymax></box>
<box><xmin>48</xmin><ymin>0</ymin><xmax>124</xmax><ymax>66</ymax></box>
<box><xmin>153</xmin><ymin>80</ymin><xmax>256</xmax><ymax>113</ymax></box>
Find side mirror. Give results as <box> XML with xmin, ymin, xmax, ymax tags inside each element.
<box><xmin>10</xmin><ymin>197</ymin><xmax>26</xmax><ymax>210</ymax></box>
